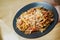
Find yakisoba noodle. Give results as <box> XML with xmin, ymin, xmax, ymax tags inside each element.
<box><xmin>16</xmin><ymin>7</ymin><xmax>54</xmax><ymax>34</ymax></box>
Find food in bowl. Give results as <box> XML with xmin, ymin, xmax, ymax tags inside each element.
<box><xmin>16</xmin><ymin>7</ymin><xmax>54</xmax><ymax>34</ymax></box>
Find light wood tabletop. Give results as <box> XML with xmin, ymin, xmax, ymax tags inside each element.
<box><xmin>0</xmin><ymin>0</ymin><xmax>60</xmax><ymax>40</ymax></box>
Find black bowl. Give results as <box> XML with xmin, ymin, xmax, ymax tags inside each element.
<box><xmin>13</xmin><ymin>2</ymin><xmax>58</xmax><ymax>38</ymax></box>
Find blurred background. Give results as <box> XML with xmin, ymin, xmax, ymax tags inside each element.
<box><xmin>0</xmin><ymin>0</ymin><xmax>60</xmax><ymax>40</ymax></box>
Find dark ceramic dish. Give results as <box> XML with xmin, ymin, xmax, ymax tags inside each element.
<box><xmin>13</xmin><ymin>2</ymin><xmax>58</xmax><ymax>38</ymax></box>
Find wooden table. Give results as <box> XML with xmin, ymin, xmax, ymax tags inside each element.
<box><xmin>0</xmin><ymin>0</ymin><xmax>60</xmax><ymax>40</ymax></box>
